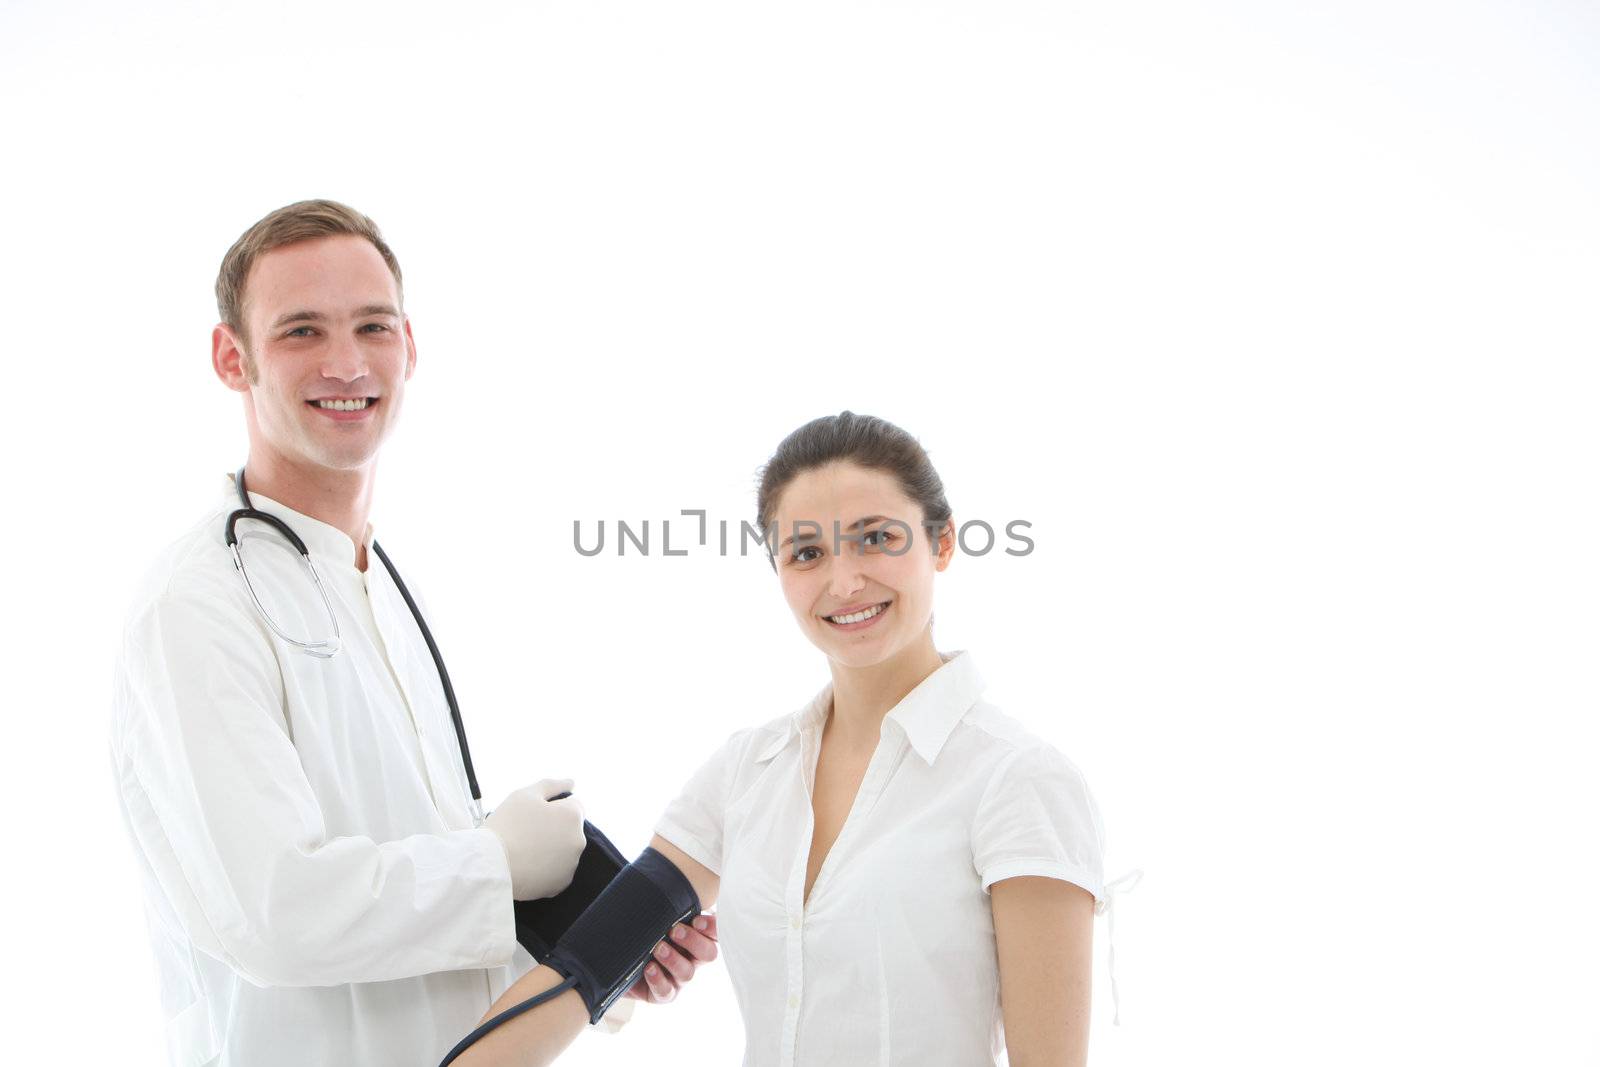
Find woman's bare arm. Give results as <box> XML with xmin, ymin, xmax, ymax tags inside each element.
<box><xmin>647</xmin><ymin>835</ymin><xmax>720</xmax><ymax>908</ymax></box>
<box><xmin>450</xmin><ymin>839</ymin><xmax>720</xmax><ymax>1067</ymax></box>
<box><xmin>629</xmin><ymin>837</ymin><xmax>721</xmax><ymax>1001</ymax></box>
<box><xmin>992</xmin><ymin>876</ymin><xmax>1096</xmax><ymax>1067</ymax></box>
<box><xmin>449</xmin><ymin>964</ymin><xmax>590</xmax><ymax>1067</ymax></box>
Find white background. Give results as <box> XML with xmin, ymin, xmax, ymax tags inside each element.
<box><xmin>1</xmin><ymin>0</ymin><xmax>1596</xmax><ymax>1063</ymax></box>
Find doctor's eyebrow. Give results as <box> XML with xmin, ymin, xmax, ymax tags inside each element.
<box><xmin>777</xmin><ymin>515</ymin><xmax>892</xmax><ymax>550</ymax></box>
<box><xmin>269</xmin><ymin>304</ymin><xmax>401</xmax><ymax>329</ymax></box>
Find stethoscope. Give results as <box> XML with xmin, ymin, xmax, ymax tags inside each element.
<box><xmin>224</xmin><ymin>467</ymin><xmax>485</xmax><ymax>825</ymax></box>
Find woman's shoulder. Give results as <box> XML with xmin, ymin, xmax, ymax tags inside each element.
<box><xmin>948</xmin><ymin>699</ymin><xmax>1094</xmax><ymax>783</ymax></box>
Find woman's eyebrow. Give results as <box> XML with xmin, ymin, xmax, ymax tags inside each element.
<box><xmin>777</xmin><ymin>515</ymin><xmax>894</xmax><ymax>549</ymax></box>
<box><xmin>778</xmin><ymin>528</ymin><xmax>819</xmax><ymax>550</ymax></box>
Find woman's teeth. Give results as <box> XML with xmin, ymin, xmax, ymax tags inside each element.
<box><xmin>826</xmin><ymin>602</ymin><xmax>888</xmax><ymax>625</ymax></box>
<box><xmin>316</xmin><ymin>398</ymin><xmax>371</xmax><ymax>411</ymax></box>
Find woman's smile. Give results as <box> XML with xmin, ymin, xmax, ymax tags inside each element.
<box><xmin>820</xmin><ymin>599</ymin><xmax>892</xmax><ymax>631</ymax></box>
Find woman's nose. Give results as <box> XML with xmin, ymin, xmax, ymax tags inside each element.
<box><xmin>827</xmin><ymin>552</ymin><xmax>867</xmax><ymax>599</ymax></box>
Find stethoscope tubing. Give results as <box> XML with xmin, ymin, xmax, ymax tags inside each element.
<box><xmin>230</xmin><ymin>467</ymin><xmax>484</xmax><ymax>816</ymax></box>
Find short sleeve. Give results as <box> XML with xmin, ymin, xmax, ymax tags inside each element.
<box><xmin>972</xmin><ymin>744</ymin><xmax>1106</xmax><ymax>901</ymax></box>
<box><xmin>654</xmin><ymin>731</ymin><xmax>746</xmax><ymax>876</ymax></box>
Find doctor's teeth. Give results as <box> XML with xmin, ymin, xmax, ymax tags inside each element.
<box><xmin>316</xmin><ymin>398</ymin><xmax>370</xmax><ymax>411</ymax></box>
<box><xmin>828</xmin><ymin>603</ymin><xmax>886</xmax><ymax>625</ymax></box>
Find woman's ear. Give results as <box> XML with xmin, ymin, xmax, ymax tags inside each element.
<box><xmin>934</xmin><ymin>518</ymin><xmax>956</xmax><ymax>572</ymax></box>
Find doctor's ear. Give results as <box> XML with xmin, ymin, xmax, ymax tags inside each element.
<box><xmin>403</xmin><ymin>317</ymin><xmax>417</xmax><ymax>380</ymax></box>
<box><xmin>212</xmin><ymin>323</ymin><xmax>253</xmax><ymax>392</ymax></box>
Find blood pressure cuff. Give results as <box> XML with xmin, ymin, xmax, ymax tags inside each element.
<box><xmin>543</xmin><ymin>847</ymin><xmax>701</xmax><ymax>1023</ymax></box>
<box><xmin>513</xmin><ymin>821</ymin><xmax>629</xmax><ymax>962</ymax></box>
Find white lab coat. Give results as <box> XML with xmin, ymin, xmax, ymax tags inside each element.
<box><xmin>111</xmin><ymin>475</ymin><xmax>531</xmax><ymax>1066</ymax></box>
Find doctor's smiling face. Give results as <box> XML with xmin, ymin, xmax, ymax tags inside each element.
<box><xmin>771</xmin><ymin>460</ymin><xmax>955</xmax><ymax>672</ymax></box>
<box><xmin>213</xmin><ymin>233</ymin><xmax>416</xmax><ymax>475</ymax></box>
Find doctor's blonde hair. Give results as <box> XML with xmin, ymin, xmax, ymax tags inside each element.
<box><xmin>215</xmin><ymin>199</ymin><xmax>404</xmax><ymax>378</ymax></box>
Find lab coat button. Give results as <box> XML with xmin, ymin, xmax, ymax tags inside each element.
<box><xmin>788</xmin><ymin>995</ymin><xmax>799</xmax><ymax>1009</ymax></box>
<box><xmin>790</xmin><ymin>915</ymin><xmax>801</xmax><ymax>930</ymax></box>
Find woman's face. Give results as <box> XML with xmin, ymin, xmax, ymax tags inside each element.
<box><xmin>770</xmin><ymin>461</ymin><xmax>954</xmax><ymax>671</ymax></box>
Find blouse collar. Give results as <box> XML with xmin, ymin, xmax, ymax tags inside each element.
<box><xmin>755</xmin><ymin>650</ymin><xmax>986</xmax><ymax>766</ymax></box>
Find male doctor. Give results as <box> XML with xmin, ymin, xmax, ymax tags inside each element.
<box><xmin>110</xmin><ymin>200</ymin><xmax>716</xmax><ymax>1066</ymax></box>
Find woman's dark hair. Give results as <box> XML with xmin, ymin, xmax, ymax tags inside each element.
<box><xmin>756</xmin><ymin>411</ymin><xmax>952</xmax><ymax>565</ymax></box>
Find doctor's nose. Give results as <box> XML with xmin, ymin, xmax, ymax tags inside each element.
<box><xmin>320</xmin><ymin>330</ymin><xmax>372</xmax><ymax>384</ymax></box>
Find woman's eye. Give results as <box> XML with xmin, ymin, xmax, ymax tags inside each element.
<box><xmin>863</xmin><ymin>528</ymin><xmax>897</xmax><ymax>548</ymax></box>
<box><xmin>791</xmin><ymin>545</ymin><xmax>822</xmax><ymax>565</ymax></box>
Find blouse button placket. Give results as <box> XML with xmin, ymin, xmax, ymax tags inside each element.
<box><xmin>778</xmin><ymin>732</ymin><xmax>815</xmax><ymax>1066</ymax></box>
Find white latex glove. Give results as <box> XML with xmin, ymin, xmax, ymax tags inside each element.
<box><xmin>484</xmin><ymin>778</ymin><xmax>587</xmax><ymax>901</ymax></box>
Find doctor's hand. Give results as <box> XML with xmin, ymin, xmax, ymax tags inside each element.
<box><xmin>626</xmin><ymin>913</ymin><xmax>719</xmax><ymax>1004</ymax></box>
<box><xmin>484</xmin><ymin>779</ymin><xmax>587</xmax><ymax>901</ymax></box>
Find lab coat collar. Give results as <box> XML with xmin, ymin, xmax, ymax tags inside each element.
<box><xmin>753</xmin><ymin>650</ymin><xmax>986</xmax><ymax>766</ymax></box>
<box><xmin>222</xmin><ymin>472</ymin><xmax>376</xmax><ymax>573</ymax></box>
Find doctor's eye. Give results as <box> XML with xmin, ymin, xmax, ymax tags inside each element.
<box><xmin>360</xmin><ymin>322</ymin><xmax>391</xmax><ymax>333</ymax></box>
<box><xmin>285</xmin><ymin>326</ymin><xmax>316</xmax><ymax>338</ymax></box>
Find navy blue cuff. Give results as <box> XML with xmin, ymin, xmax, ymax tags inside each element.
<box><xmin>543</xmin><ymin>846</ymin><xmax>700</xmax><ymax>1023</ymax></box>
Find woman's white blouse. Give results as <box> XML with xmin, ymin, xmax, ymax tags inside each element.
<box><xmin>656</xmin><ymin>651</ymin><xmax>1108</xmax><ymax>1066</ymax></box>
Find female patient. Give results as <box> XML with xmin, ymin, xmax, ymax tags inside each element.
<box><xmin>457</xmin><ymin>411</ymin><xmax>1111</xmax><ymax>1067</ymax></box>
